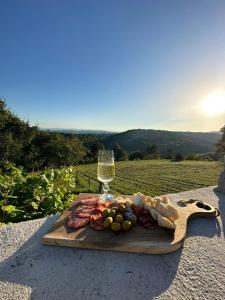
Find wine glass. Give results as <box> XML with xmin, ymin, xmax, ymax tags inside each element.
<box><xmin>97</xmin><ymin>150</ymin><xmax>115</xmax><ymax>201</ymax></box>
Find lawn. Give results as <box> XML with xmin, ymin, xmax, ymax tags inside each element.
<box><xmin>74</xmin><ymin>160</ymin><xmax>223</xmax><ymax>196</ymax></box>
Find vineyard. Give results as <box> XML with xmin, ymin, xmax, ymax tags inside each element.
<box><xmin>74</xmin><ymin>160</ymin><xmax>223</xmax><ymax>196</ymax></box>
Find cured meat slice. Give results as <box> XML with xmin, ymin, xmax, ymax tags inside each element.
<box><xmin>90</xmin><ymin>220</ymin><xmax>104</xmax><ymax>230</ymax></box>
<box><xmin>76</xmin><ymin>212</ymin><xmax>91</xmax><ymax>219</ymax></box>
<box><xmin>75</xmin><ymin>207</ymin><xmax>96</xmax><ymax>214</ymax></box>
<box><xmin>96</xmin><ymin>202</ymin><xmax>112</xmax><ymax>208</ymax></box>
<box><xmin>73</xmin><ymin>217</ymin><xmax>90</xmax><ymax>228</ymax></box>
<box><xmin>79</xmin><ymin>204</ymin><xmax>97</xmax><ymax>209</ymax></box>
<box><xmin>95</xmin><ymin>202</ymin><xmax>113</xmax><ymax>213</ymax></box>
<box><xmin>80</xmin><ymin>197</ymin><xmax>98</xmax><ymax>205</ymax></box>
<box><xmin>66</xmin><ymin>215</ymin><xmax>89</xmax><ymax>229</ymax></box>
<box><xmin>94</xmin><ymin>216</ymin><xmax>104</xmax><ymax>225</ymax></box>
<box><xmin>94</xmin><ymin>206</ymin><xmax>106</xmax><ymax>213</ymax></box>
<box><xmin>90</xmin><ymin>213</ymin><xmax>103</xmax><ymax>222</ymax></box>
<box><xmin>67</xmin><ymin>215</ymin><xmax>75</xmax><ymax>228</ymax></box>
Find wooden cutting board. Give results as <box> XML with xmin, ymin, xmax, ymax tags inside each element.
<box><xmin>42</xmin><ymin>193</ymin><xmax>219</xmax><ymax>254</ymax></box>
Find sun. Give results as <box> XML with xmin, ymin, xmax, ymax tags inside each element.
<box><xmin>201</xmin><ymin>90</ymin><xmax>225</xmax><ymax>116</ymax></box>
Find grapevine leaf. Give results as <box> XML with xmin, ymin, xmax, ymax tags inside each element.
<box><xmin>31</xmin><ymin>202</ymin><xmax>39</xmax><ymax>210</ymax></box>
<box><xmin>2</xmin><ymin>205</ymin><xmax>17</xmax><ymax>213</ymax></box>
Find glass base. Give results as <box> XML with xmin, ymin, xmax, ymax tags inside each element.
<box><xmin>99</xmin><ymin>193</ymin><xmax>114</xmax><ymax>202</ymax></box>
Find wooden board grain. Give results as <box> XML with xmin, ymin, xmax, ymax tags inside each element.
<box><xmin>42</xmin><ymin>193</ymin><xmax>219</xmax><ymax>254</ymax></box>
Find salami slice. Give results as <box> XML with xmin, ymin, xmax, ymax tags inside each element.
<box><xmin>75</xmin><ymin>207</ymin><xmax>96</xmax><ymax>215</ymax></box>
<box><xmin>91</xmin><ymin>213</ymin><xmax>103</xmax><ymax>222</ymax></box>
<box><xmin>96</xmin><ymin>202</ymin><xmax>112</xmax><ymax>208</ymax></box>
<box><xmin>67</xmin><ymin>215</ymin><xmax>75</xmax><ymax>228</ymax></box>
<box><xmin>94</xmin><ymin>216</ymin><xmax>104</xmax><ymax>225</ymax></box>
<box><xmin>67</xmin><ymin>215</ymin><xmax>89</xmax><ymax>229</ymax></box>
<box><xmin>90</xmin><ymin>220</ymin><xmax>104</xmax><ymax>230</ymax></box>
<box><xmin>76</xmin><ymin>212</ymin><xmax>91</xmax><ymax>219</ymax></box>
<box><xmin>80</xmin><ymin>204</ymin><xmax>97</xmax><ymax>209</ymax></box>
<box><xmin>80</xmin><ymin>197</ymin><xmax>98</xmax><ymax>205</ymax></box>
<box><xmin>73</xmin><ymin>217</ymin><xmax>89</xmax><ymax>228</ymax></box>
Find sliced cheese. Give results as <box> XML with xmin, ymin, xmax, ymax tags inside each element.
<box><xmin>162</xmin><ymin>196</ymin><xmax>171</xmax><ymax>205</ymax></box>
<box><xmin>158</xmin><ymin>214</ymin><xmax>176</xmax><ymax>230</ymax></box>
<box><xmin>154</xmin><ymin>197</ymin><xmax>163</xmax><ymax>209</ymax></box>
<box><xmin>165</xmin><ymin>204</ymin><xmax>179</xmax><ymax>221</ymax></box>
<box><xmin>157</xmin><ymin>202</ymin><xmax>172</xmax><ymax>220</ymax></box>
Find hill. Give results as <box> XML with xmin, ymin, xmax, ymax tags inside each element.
<box><xmin>102</xmin><ymin>129</ymin><xmax>220</xmax><ymax>155</ymax></box>
<box><xmin>42</xmin><ymin>128</ymin><xmax>117</xmax><ymax>135</ymax></box>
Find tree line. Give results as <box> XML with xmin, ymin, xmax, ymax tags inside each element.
<box><xmin>0</xmin><ymin>99</ymin><xmax>224</xmax><ymax>171</ymax></box>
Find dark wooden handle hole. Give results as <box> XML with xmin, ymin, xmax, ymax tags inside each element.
<box><xmin>196</xmin><ymin>201</ymin><xmax>211</xmax><ymax>211</ymax></box>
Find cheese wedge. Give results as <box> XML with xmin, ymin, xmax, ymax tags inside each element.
<box><xmin>158</xmin><ymin>214</ymin><xmax>176</xmax><ymax>229</ymax></box>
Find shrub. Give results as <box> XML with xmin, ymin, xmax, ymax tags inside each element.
<box><xmin>0</xmin><ymin>163</ymin><xmax>76</xmax><ymax>225</ymax></box>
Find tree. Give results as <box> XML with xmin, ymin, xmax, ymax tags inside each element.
<box><xmin>0</xmin><ymin>99</ymin><xmax>37</xmax><ymax>167</ymax></box>
<box><xmin>129</xmin><ymin>151</ymin><xmax>143</xmax><ymax>160</ymax></box>
<box><xmin>31</xmin><ymin>132</ymin><xmax>86</xmax><ymax>168</ymax></box>
<box><xmin>216</xmin><ymin>125</ymin><xmax>225</xmax><ymax>154</ymax></box>
<box><xmin>0</xmin><ymin>99</ymin><xmax>87</xmax><ymax>170</ymax></box>
<box><xmin>112</xmin><ymin>143</ymin><xmax>127</xmax><ymax>161</ymax></box>
<box><xmin>146</xmin><ymin>144</ymin><xmax>160</xmax><ymax>159</ymax></box>
<box><xmin>173</xmin><ymin>152</ymin><xmax>184</xmax><ymax>162</ymax></box>
<box><xmin>165</xmin><ymin>149</ymin><xmax>173</xmax><ymax>159</ymax></box>
<box><xmin>89</xmin><ymin>142</ymin><xmax>104</xmax><ymax>159</ymax></box>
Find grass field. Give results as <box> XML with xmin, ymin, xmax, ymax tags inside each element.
<box><xmin>74</xmin><ymin>160</ymin><xmax>223</xmax><ymax>196</ymax></box>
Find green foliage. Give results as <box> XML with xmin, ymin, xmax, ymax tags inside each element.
<box><xmin>87</xmin><ymin>142</ymin><xmax>105</xmax><ymax>162</ymax></box>
<box><xmin>102</xmin><ymin>129</ymin><xmax>220</xmax><ymax>155</ymax></box>
<box><xmin>165</xmin><ymin>149</ymin><xmax>173</xmax><ymax>159</ymax></box>
<box><xmin>186</xmin><ymin>152</ymin><xmax>220</xmax><ymax>161</ymax></box>
<box><xmin>173</xmin><ymin>152</ymin><xmax>184</xmax><ymax>162</ymax></box>
<box><xmin>0</xmin><ymin>99</ymin><xmax>86</xmax><ymax>170</ymax></box>
<box><xmin>145</xmin><ymin>144</ymin><xmax>160</xmax><ymax>159</ymax></box>
<box><xmin>0</xmin><ymin>163</ymin><xmax>76</xmax><ymax>225</ymax></box>
<box><xmin>128</xmin><ymin>151</ymin><xmax>143</xmax><ymax>160</ymax></box>
<box><xmin>112</xmin><ymin>143</ymin><xmax>127</xmax><ymax>161</ymax></box>
<box><xmin>216</xmin><ymin>125</ymin><xmax>225</xmax><ymax>155</ymax></box>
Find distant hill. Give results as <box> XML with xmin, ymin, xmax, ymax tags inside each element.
<box><xmin>42</xmin><ymin>128</ymin><xmax>117</xmax><ymax>135</ymax></box>
<box><xmin>102</xmin><ymin>129</ymin><xmax>221</xmax><ymax>155</ymax></box>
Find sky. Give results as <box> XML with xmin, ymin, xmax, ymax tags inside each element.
<box><xmin>0</xmin><ymin>0</ymin><xmax>225</xmax><ymax>132</ymax></box>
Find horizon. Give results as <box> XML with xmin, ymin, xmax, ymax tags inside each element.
<box><xmin>1</xmin><ymin>1</ymin><xmax>225</xmax><ymax>132</ymax></box>
<box><xmin>41</xmin><ymin>126</ymin><xmax>221</xmax><ymax>134</ymax></box>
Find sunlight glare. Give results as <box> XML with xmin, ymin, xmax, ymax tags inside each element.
<box><xmin>201</xmin><ymin>90</ymin><xmax>225</xmax><ymax>116</ymax></box>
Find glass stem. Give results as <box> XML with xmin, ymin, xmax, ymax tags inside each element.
<box><xmin>103</xmin><ymin>183</ymin><xmax>109</xmax><ymax>194</ymax></box>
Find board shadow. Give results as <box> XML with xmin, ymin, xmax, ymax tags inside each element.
<box><xmin>0</xmin><ymin>216</ymin><xmax>183</xmax><ymax>300</ymax></box>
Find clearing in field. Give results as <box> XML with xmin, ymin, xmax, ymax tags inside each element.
<box><xmin>74</xmin><ymin>160</ymin><xmax>223</xmax><ymax>196</ymax></box>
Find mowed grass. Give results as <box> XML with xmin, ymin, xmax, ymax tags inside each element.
<box><xmin>74</xmin><ymin>160</ymin><xmax>223</xmax><ymax>196</ymax></box>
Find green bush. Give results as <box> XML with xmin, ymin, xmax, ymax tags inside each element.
<box><xmin>0</xmin><ymin>163</ymin><xmax>76</xmax><ymax>226</ymax></box>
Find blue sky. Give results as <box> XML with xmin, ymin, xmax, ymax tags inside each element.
<box><xmin>0</xmin><ymin>0</ymin><xmax>225</xmax><ymax>132</ymax></box>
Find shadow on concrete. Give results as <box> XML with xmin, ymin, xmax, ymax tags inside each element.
<box><xmin>214</xmin><ymin>190</ymin><xmax>225</xmax><ymax>237</ymax></box>
<box><xmin>0</xmin><ymin>216</ymin><xmax>180</xmax><ymax>300</ymax></box>
<box><xmin>0</xmin><ymin>207</ymin><xmax>221</xmax><ymax>300</ymax></box>
<box><xmin>185</xmin><ymin>214</ymin><xmax>221</xmax><ymax>239</ymax></box>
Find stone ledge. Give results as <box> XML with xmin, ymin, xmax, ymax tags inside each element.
<box><xmin>0</xmin><ymin>187</ymin><xmax>225</xmax><ymax>300</ymax></box>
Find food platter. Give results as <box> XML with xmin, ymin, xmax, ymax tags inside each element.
<box><xmin>42</xmin><ymin>193</ymin><xmax>219</xmax><ymax>254</ymax></box>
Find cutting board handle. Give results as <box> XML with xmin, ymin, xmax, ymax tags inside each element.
<box><xmin>172</xmin><ymin>199</ymin><xmax>220</xmax><ymax>245</ymax></box>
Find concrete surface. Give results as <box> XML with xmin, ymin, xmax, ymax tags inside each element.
<box><xmin>0</xmin><ymin>187</ymin><xmax>225</xmax><ymax>300</ymax></box>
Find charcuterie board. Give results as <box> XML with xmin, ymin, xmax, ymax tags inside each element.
<box><xmin>42</xmin><ymin>193</ymin><xmax>219</xmax><ymax>254</ymax></box>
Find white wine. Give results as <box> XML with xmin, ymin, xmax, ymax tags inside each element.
<box><xmin>97</xmin><ymin>163</ymin><xmax>115</xmax><ymax>183</ymax></box>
